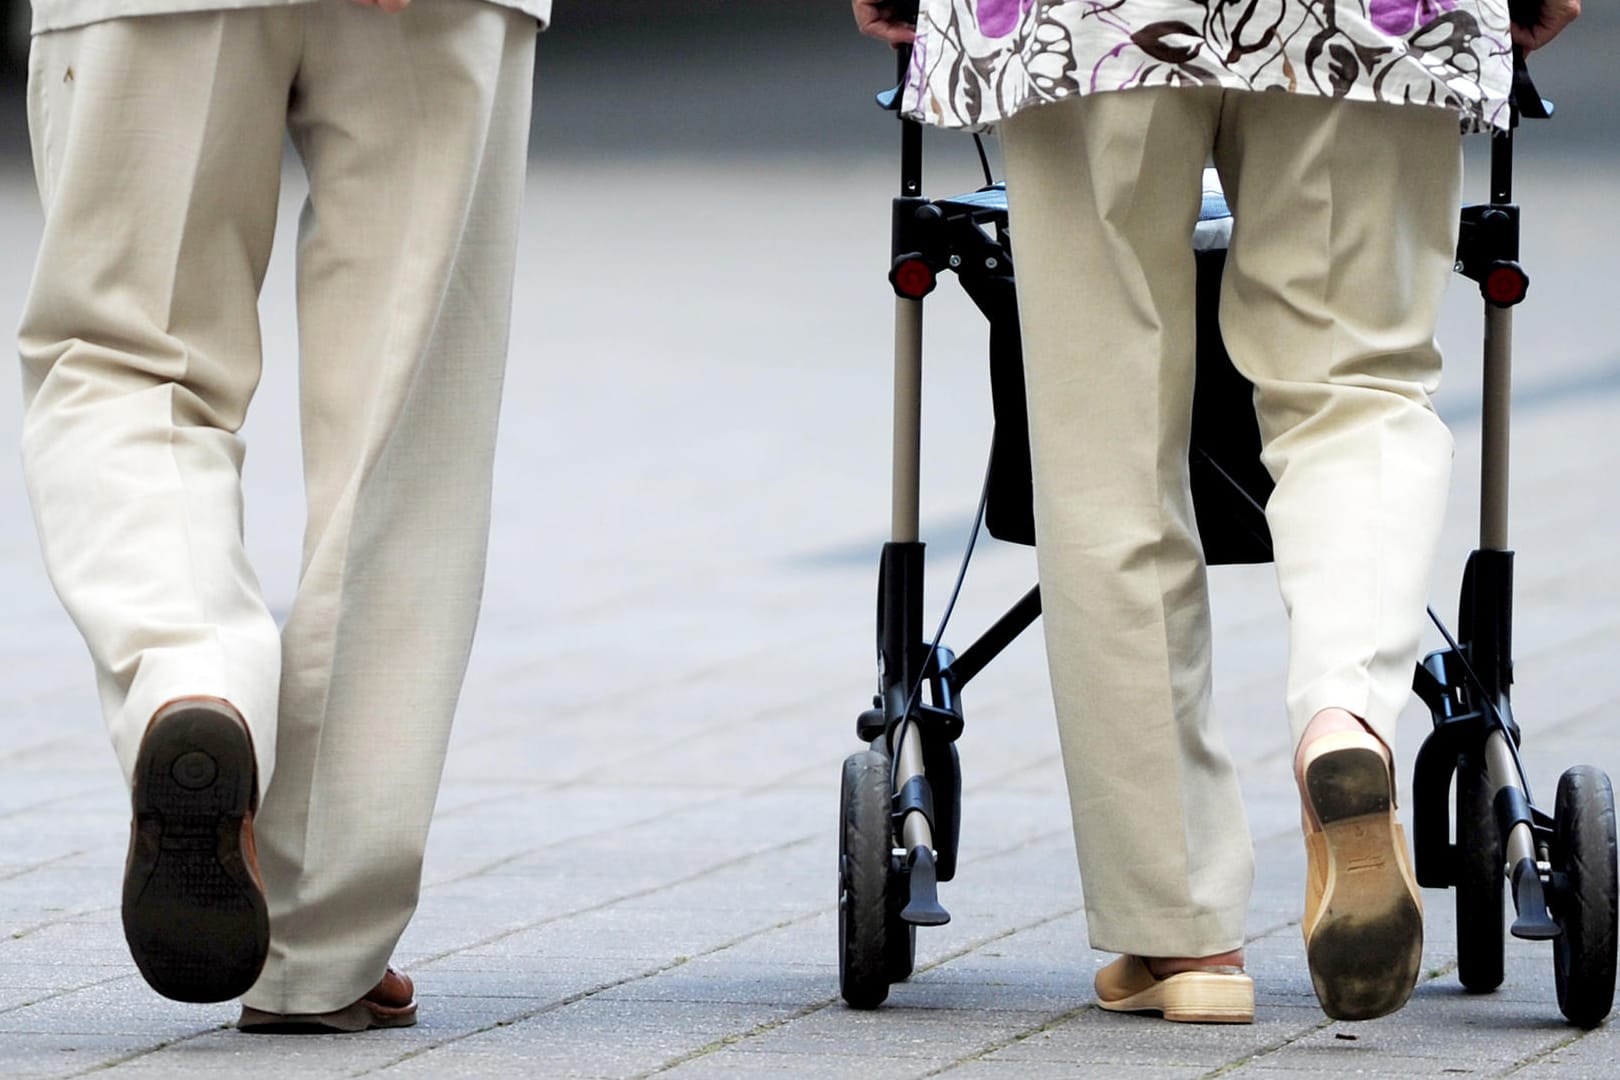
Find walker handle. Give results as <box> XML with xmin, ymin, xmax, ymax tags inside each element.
<box><xmin>1511</xmin><ymin>50</ymin><xmax>1554</xmax><ymax>122</ymax></box>
<box><xmin>1507</xmin><ymin>0</ymin><xmax>1555</xmax><ymax>120</ymax></box>
<box><xmin>1507</xmin><ymin>0</ymin><xmax>1542</xmax><ymax>29</ymax></box>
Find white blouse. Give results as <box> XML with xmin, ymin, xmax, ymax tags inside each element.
<box><xmin>902</xmin><ymin>0</ymin><xmax>1515</xmax><ymax>133</ymax></box>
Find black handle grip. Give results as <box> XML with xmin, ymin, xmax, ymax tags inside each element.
<box><xmin>877</xmin><ymin>0</ymin><xmax>920</xmax><ymax>22</ymax></box>
<box><xmin>1511</xmin><ymin>46</ymin><xmax>1554</xmax><ymax>120</ymax></box>
<box><xmin>1508</xmin><ymin>0</ymin><xmax>1544</xmax><ymax>28</ymax></box>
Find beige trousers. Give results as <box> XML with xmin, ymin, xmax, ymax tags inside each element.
<box><xmin>19</xmin><ymin>1</ymin><xmax>535</xmax><ymax>1012</ymax></box>
<box><xmin>1000</xmin><ymin>89</ymin><xmax>1461</xmax><ymax>957</ymax></box>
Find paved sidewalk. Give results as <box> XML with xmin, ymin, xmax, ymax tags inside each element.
<box><xmin>1</xmin><ymin>131</ymin><xmax>1619</xmax><ymax>1079</ymax></box>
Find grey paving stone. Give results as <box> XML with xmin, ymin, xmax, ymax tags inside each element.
<box><xmin>1509</xmin><ymin>1024</ymin><xmax>1620</xmax><ymax>1080</ymax></box>
<box><xmin>120</xmin><ymin>1024</ymin><xmax>518</xmax><ymax>1080</ymax></box>
<box><xmin>0</xmin><ymin>981</ymin><xmax>229</xmax><ymax>1037</ymax></box>
<box><xmin>0</xmin><ymin>1033</ymin><xmax>187</xmax><ymax>1080</ymax></box>
<box><xmin>1235</xmin><ymin>1059</ymin><xmax>1501</xmax><ymax>1078</ymax></box>
<box><xmin>940</xmin><ymin>1064</ymin><xmax>1207</xmax><ymax>1080</ymax></box>
<box><xmin>658</xmin><ymin>1050</ymin><xmax>952</xmax><ymax>1080</ymax></box>
<box><xmin>378</xmin><ymin>998</ymin><xmax>810</xmax><ymax>1079</ymax></box>
<box><xmin>710</xmin><ymin>1002</ymin><xmax>1067</xmax><ymax>1071</ymax></box>
<box><xmin>978</xmin><ymin>1005</ymin><xmax>1321</xmax><ymax>1069</ymax></box>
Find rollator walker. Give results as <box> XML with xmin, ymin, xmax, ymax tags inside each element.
<box><xmin>836</xmin><ymin>24</ymin><xmax>1619</xmax><ymax>1029</ymax></box>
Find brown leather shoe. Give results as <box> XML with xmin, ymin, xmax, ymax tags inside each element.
<box><xmin>122</xmin><ymin>697</ymin><xmax>269</xmax><ymax>1003</ymax></box>
<box><xmin>1094</xmin><ymin>955</ymin><xmax>1254</xmax><ymax>1023</ymax></box>
<box><xmin>1300</xmin><ymin>729</ymin><xmax>1423</xmax><ymax>1021</ymax></box>
<box><xmin>237</xmin><ymin>968</ymin><xmax>419</xmax><ymax>1033</ymax></box>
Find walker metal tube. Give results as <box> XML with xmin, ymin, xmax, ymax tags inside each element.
<box><xmin>893</xmin><ymin>722</ymin><xmax>934</xmax><ymax>853</ymax></box>
<box><xmin>891</xmin><ymin>297</ymin><xmax>924</xmax><ymax>543</ymax></box>
<box><xmin>1486</xmin><ymin>728</ymin><xmax>1539</xmax><ymax>868</ymax></box>
<box><xmin>1480</xmin><ymin>304</ymin><xmax>1513</xmax><ymax>552</ymax></box>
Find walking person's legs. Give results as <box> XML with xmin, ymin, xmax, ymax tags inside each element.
<box><xmin>19</xmin><ymin>10</ymin><xmax>302</xmax><ymax>1002</ymax></box>
<box><xmin>19</xmin><ymin>0</ymin><xmax>538</xmax><ymax>1016</ymax></box>
<box><xmin>1000</xmin><ymin>86</ymin><xmax>1257</xmax><ymax>1022</ymax></box>
<box><xmin>1213</xmin><ymin>92</ymin><xmax>1464</xmax><ymax>1020</ymax></box>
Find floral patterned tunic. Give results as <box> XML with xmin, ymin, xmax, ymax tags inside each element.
<box><xmin>902</xmin><ymin>0</ymin><xmax>1515</xmax><ymax>133</ymax></box>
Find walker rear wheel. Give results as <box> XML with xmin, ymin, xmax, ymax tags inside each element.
<box><xmin>839</xmin><ymin>751</ymin><xmax>894</xmax><ymax>1008</ymax></box>
<box><xmin>1456</xmin><ymin>748</ymin><xmax>1506</xmax><ymax>992</ymax></box>
<box><xmin>1550</xmin><ymin>765</ymin><xmax>1618</xmax><ymax>1028</ymax></box>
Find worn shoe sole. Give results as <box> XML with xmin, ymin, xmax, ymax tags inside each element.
<box><xmin>122</xmin><ymin>702</ymin><xmax>268</xmax><ymax>1003</ymax></box>
<box><xmin>1303</xmin><ymin>739</ymin><xmax>1423</xmax><ymax>1022</ymax></box>
<box><xmin>1097</xmin><ymin>968</ymin><xmax>1255</xmax><ymax>1023</ymax></box>
<box><xmin>237</xmin><ymin>1000</ymin><xmax>419</xmax><ymax>1034</ymax></box>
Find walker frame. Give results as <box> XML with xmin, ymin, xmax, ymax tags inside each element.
<box><xmin>836</xmin><ymin>35</ymin><xmax>1620</xmax><ymax>1028</ymax></box>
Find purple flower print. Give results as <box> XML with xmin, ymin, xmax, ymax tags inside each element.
<box><xmin>1369</xmin><ymin>0</ymin><xmax>1458</xmax><ymax>37</ymax></box>
<box><xmin>977</xmin><ymin>0</ymin><xmax>1035</xmax><ymax>38</ymax></box>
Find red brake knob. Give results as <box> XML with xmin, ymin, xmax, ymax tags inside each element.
<box><xmin>1484</xmin><ymin>263</ymin><xmax>1529</xmax><ymax>307</ymax></box>
<box><xmin>891</xmin><ymin>257</ymin><xmax>936</xmax><ymax>300</ymax></box>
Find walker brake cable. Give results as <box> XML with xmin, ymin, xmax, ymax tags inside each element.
<box><xmin>889</xmin><ymin>441</ymin><xmax>994</xmax><ymax>792</ymax></box>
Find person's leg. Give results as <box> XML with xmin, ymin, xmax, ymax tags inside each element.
<box><xmin>1213</xmin><ymin>93</ymin><xmax>1463</xmax><ymax>1019</ymax></box>
<box><xmin>20</xmin><ymin>11</ymin><xmax>296</xmax><ymax>798</ymax></box>
<box><xmin>240</xmin><ymin>0</ymin><xmax>536</xmax><ymax>1018</ymax></box>
<box><xmin>1213</xmin><ymin>94</ymin><xmax>1460</xmax><ymax>754</ymax></box>
<box><xmin>1000</xmin><ymin>87</ymin><xmax>1255</xmax><ymax>969</ymax></box>
<box><xmin>19</xmin><ymin>11</ymin><xmax>301</xmax><ymax>1001</ymax></box>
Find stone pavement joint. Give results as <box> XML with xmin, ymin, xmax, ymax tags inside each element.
<box><xmin>1186</xmin><ymin>1017</ymin><xmax>1340</xmax><ymax>1079</ymax></box>
<box><xmin>913</xmin><ymin>1001</ymin><xmax>1100</xmax><ymax>1080</ymax></box>
<box><xmin>368</xmin><ymin>911</ymin><xmax>831</xmax><ymax>1075</ymax></box>
<box><xmin>59</xmin><ymin>1023</ymin><xmax>231</xmax><ymax>1079</ymax></box>
<box><xmin>626</xmin><ymin>1000</ymin><xmax>830</xmax><ymax>1080</ymax></box>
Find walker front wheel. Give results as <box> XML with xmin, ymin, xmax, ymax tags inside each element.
<box><xmin>1550</xmin><ymin>765</ymin><xmax>1618</xmax><ymax>1028</ymax></box>
<box><xmin>839</xmin><ymin>751</ymin><xmax>893</xmax><ymax>1008</ymax></box>
<box><xmin>1456</xmin><ymin>748</ymin><xmax>1506</xmax><ymax>992</ymax></box>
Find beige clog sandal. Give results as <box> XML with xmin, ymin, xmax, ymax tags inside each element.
<box><xmin>1094</xmin><ymin>954</ymin><xmax>1254</xmax><ymax>1024</ymax></box>
<box><xmin>1300</xmin><ymin>729</ymin><xmax>1423</xmax><ymax>1021</ymax></box>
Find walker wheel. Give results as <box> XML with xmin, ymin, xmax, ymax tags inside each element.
<box><xmin>1456</xmin><ymin>748</ymin><xmax>1506</xmax><ymax>992</ymax></box>
<box><xmin>839</xmin><ymin>750</ymin><xmax>894</xmax><ymax>1008</ymax></box>
<box><xmin>1550</xmin><ymin>765</ymin><xmax>1618</xmax><ymax>1028</ymax></box>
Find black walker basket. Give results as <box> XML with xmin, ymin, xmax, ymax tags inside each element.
<box><xmin>836</xmin><ymin>35</ymin><xmax>1619</xmax><ymax>1027</ymax></box>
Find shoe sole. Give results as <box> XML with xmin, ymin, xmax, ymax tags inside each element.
<box><xmin>122</xmin><ymin>703</ymin><xmax>268</xmax><ymax>1003</ymax></box>
<box><xmin>1098</xmin><ymin>970</ymin><xmax>1255</xmax><ymax>1024</ymax></box>
<box><xmin>1304</xmin><ymin>743</ymin><xmax>1423</xmax><ymax>1022</ymax></box>
<box><xmin>237</xmin><ymin>1001</ymin><xmax>419</xmax><ymax>1034</ymax></box>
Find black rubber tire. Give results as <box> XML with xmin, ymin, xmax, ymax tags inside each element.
<box><xmin>1455</xmin><ymin>748</ymin><xmax>1506</xmax><ymax>993</ymax></box>
<box><xmin>839</xmin><ymin>751</ymin><xmax>893</xmax><ymax>1008</ymax></box>
<box><xmin>1551</xmin><ymin>765</ymin><xmax>1618</xmax><ymax>1028</ymax></box>
<box><xmin>884</xmin><ymin>912</ymin><xmax>916</xmax><ymax>983</ymax></box>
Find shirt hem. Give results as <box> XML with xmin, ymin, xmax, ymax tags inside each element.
<box><xmin>32</xmin><ymin>0</ymin><xmax>552</xmax><ymax>36</ymax></box>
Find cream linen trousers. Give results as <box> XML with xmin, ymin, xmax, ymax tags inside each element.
<box><xmin>18</xmin><ymin>0</ymin><xmax>535</xmax><ymax>1012</ymax></box>
<box><xmin>999</xmin><ymin>88</ymin><xmax>1462</xmax><ymax>958</ymax></box>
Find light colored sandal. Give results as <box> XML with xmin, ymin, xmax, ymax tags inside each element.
<box><xmin>1094</xmin><ymin>954</ymin><xmax>1254</xmax><ymax>1024</ymax></box>
<box><xmin>1300</xmin><ymin>729</ymin><xmax>1423</xmax><ymax>1021</ymax></box>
